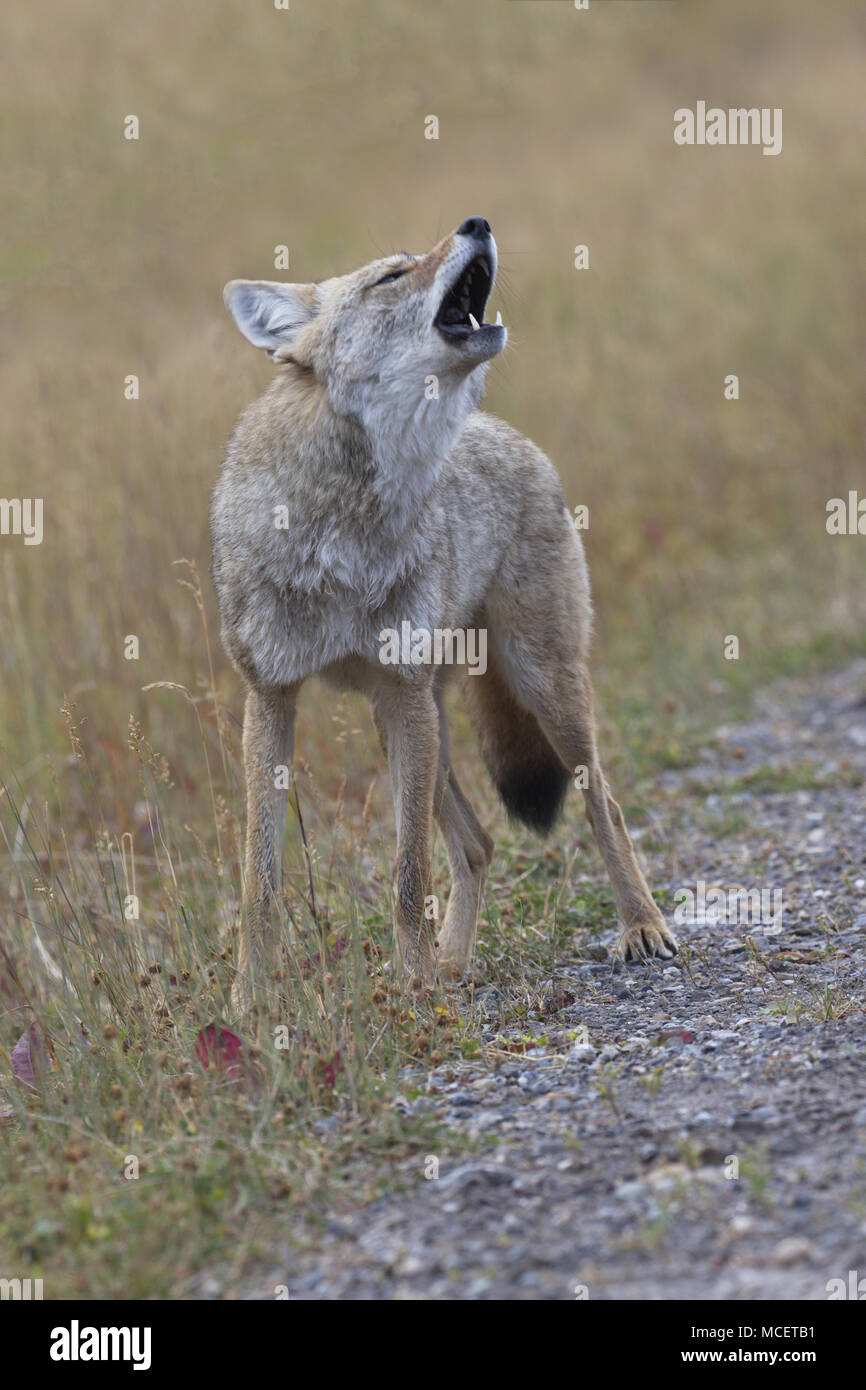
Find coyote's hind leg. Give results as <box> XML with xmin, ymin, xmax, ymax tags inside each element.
<box><xmin>524</xmin><ymin>662</ymin><xmax>677</xmax><ymax>962</ymax></box>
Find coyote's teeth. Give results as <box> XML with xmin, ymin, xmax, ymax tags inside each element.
<box><xmin>468</xmin><ymin>313</ymin><xmax>480</xmax><ymax>331</ymax></box>
<box><xmin>495</xmin><ymin>310</ymin><xmax>503</xmax><ymax>327</ymax></box>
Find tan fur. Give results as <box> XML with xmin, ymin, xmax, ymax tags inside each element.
<box><xmin>212</xmin><ymin>218</ymin><xmax>677</xmax><ymax>1010</ymax></box>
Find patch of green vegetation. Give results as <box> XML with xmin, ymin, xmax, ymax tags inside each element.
<box><xmin>731</xmin><ymin>762</ymin><xmax>862</xmax><ymax>795</ymax></box>
<box><xmin>738</xmin><ymin>1145</ymin><xmax>775</xmax><ymax>1211</ymax></box>
<box><xmin>702</xmin><ymin>805</ymin><xmax>753</xmax><ymax>839</ymax></box>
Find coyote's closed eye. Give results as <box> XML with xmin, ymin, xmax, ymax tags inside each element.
<box><xmin>372</xmin><ymin>267</ymin><xmax>410</xmax><ymax>285</ymax></box>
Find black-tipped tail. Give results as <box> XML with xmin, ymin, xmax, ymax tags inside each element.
<box><xmin>496</xmin><ymin>759</ymin><xmax>571</xmax><ymax>835</ymax></box>
<box><xmin>464</xmin><ymin>666</ymin><xmax>570</xmax><ymax>836</ymax></box>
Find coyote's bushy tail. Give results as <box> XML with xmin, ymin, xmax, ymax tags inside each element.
<box><xmin>463</xmin><ymin>664</ymin><xmax>570</xmax><ymax>835</ymax></box>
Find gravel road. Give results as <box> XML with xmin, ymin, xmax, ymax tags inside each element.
<box><xmin>264</xmin><ymin>663</ymin><xmax>866</xmax><ymax>1300</ymax></box>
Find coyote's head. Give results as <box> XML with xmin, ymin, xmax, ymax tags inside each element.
<box><xmin>224</xmin><ymin>218</ymin><xmax>506</xmax><ymax>460</ymax></box>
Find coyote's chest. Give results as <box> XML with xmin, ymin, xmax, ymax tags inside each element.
<box><xmin>217</xmin><ymin>476</ymin><xmax>449</xmax><ymax>686</ymax></box>
<box><xmin>270</xmin><ymin>486</ymin><xmax>436</xmax><ymax>607</ymax></box>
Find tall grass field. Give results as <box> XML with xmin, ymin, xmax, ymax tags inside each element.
<box><xmin>1</xmin><ymin>0</ymin><xmax>864</xmax><ymax>1297</ymax></box>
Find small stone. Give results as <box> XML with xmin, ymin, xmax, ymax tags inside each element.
<box><xmin>728</xmin><ymin>1214</ymin><xmax>754</xmax><ymax>1236</ymax></box>
<box><xmin>615</xmin><ymin>1180</ymin><xmax>646</xmax><ymax>1201</ymax></box>
<box><xmin>772</xmin><ymin>1237</ymin><xmax>815</xmax><ymax>1267</ymax></box>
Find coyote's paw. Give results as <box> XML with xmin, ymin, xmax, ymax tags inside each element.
<box><xmin>435</xmin><ymin>924</ymin><xmax>474</xmax><ymax>983</ymax></box>
<box><xmin>617</xmin><ymin>913</ymin><xmax>678</xmax><ymax>963</ymax></box>
<box><xmin>436</xmin><ymin>948</ymin><xmax>468</xmax><ymax>984</ymax></box>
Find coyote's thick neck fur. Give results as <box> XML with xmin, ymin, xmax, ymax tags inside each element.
<box><xmin>234</xmin><ymin>352</ymin><xmax>484</xmax><ymax>599</ymax></box>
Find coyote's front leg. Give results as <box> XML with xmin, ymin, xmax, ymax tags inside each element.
<box><xmin>372</xmin><ymin>679</ymin><xmax>439</xmax><ymax>985</ymax></box>
<box><xmin>235</xmin><ymin>684</ymin><xmax>298</xmax><ymax>1012</ymax></box>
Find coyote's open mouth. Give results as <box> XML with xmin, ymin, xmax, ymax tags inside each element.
<box><xmin>434</xmin><ymin>254</ymin><xmax>501</xmax><ymax>340</ymax></box>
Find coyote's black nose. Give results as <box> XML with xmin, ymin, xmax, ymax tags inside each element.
<box><xmin>458</xmin><ymin>216</ymin><xmax>491</xmax><ymax>240</ymax></box>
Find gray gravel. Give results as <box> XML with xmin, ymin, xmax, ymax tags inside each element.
<box><xmin>266</xmin><ymin>663</ymin><xmax>866</xmax><ymax>1299</ymax></box>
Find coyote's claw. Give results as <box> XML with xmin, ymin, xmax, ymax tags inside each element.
<box><xmin>617</xmin><ymin>915</ymin><xmax>679</xmax><ymax>963</ymax></box>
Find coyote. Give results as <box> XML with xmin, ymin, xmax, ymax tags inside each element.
<box><xmin>212</xmin><ymin>216</ymin><xmax>678</xmax><ymax>1005</ymax></box>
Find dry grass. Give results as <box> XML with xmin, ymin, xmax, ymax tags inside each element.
<box><xmin>1</xmin><ymin>0</ymin><xmax>864</xmax><ymax>1296</ymax></box>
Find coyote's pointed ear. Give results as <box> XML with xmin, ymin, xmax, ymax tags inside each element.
<box><xmin>223</xmin><ymin>280</ymin><xmax>320</xmax><ymax>356</ymax></box>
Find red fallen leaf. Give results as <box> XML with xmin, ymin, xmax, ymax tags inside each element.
<box><xmin>11</xmin><ymin>1025</ymin><xmax>44</xmax><ymax>1088</ymax></box>
<box><xmin>195</xmin><ymin>1023</ymin><xmax>242</xmax><ymax>1074</ymax></box>
<box><xmin>656</xmin><ymin>1028</ymin><xmax>697</xmax><ymax>1045</ymax></box>
<box><xmin>314</xmin><ymin>1050</ymin><xmax>342</xmax><ymax>1090</ymax></box>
